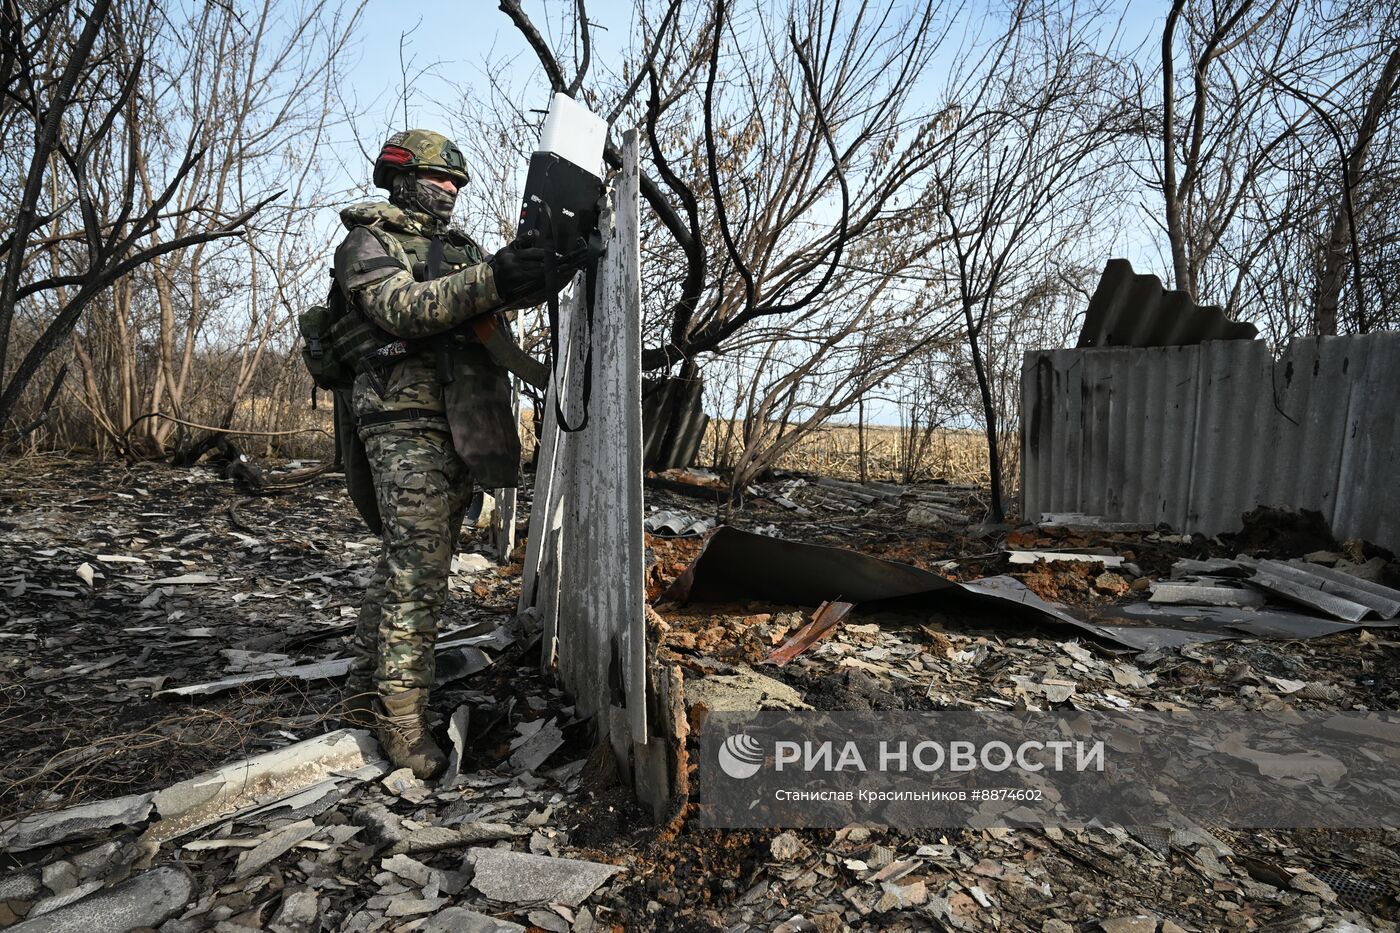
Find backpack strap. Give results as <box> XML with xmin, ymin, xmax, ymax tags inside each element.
<box><xmin>424</xmin><ymin>238</ymin><xmax>455</xmax><ymax>386</ymax></box>
<box><xmin>352</xmin><ymin>255</ymin><xmax>408</xmax><ymax>276</ymax></box>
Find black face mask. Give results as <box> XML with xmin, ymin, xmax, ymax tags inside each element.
<box><xmin>390</xmin><ymin>173</ymin><xmax>458</xmax><ymax>223</ymax></box>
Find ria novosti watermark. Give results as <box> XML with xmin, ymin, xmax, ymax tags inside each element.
<box><xmin>697</xmin><ymin>711</ymin><xmax>1400</xmax><ymax>829</ymax></box>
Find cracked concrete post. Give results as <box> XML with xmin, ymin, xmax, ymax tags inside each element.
<box><xmin>519</xmin><ymin>129</ymin><xmax>648</xmax><ymax>777</ymax></box>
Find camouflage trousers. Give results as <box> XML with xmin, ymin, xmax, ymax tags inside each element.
<box><xmin>350</xmin><ymin>426</ymin><xmax>472</xmax><ymax>694</ymax></box>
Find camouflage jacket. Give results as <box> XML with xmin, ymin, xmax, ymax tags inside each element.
<box><xmin>335</xmin><ymin>201</ymin><xmax>520</xmax><ymax>488</ymax></box>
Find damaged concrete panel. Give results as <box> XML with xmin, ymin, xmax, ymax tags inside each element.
<box><xmin>145</xmin><ymin>729</ymin><xmax>387</xmax><ymax>843</ymax></box>
<box><xmin>153</xmin><ymin>658</ymin><xmax>352</xmax><ymax>698</ymax></box>
<box><xmin>1272</xmin><ymin>560</ymin><xmax>1400</xmax><ymax>619</ymax></box>
<box><xmin>8</xmin><ymin>865</ymin><xmax>193</xmax><ymax>933</ymax></box>
<box><xmin>0</xmin><ymin>792</ymin><xmax>154</xmax><ymax>854</ymax></box>
<box><xmin>522</xmin><ymin>130</ymin><xmax>648</xmax><ymax>759</ymax></box>
<box><xmin>1022</xmin><ymin>332</ymin><xmax>1400</xmax><ymax>551</ymax></box>
<box><xmin>1102</xmin><ymin>602</ymin><xmax>1388</xmax><ymax>643</ymax></box>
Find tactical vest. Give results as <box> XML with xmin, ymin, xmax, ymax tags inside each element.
<box><xmin>298</xmin><ymin>228</ymin><xmax>483</xmax><ymax>395</ymax></box>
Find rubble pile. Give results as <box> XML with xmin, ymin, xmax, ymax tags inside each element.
<box><xmin>1</xmin><ymin>455</ymin><xmax>1397</xmax><ymax>931</ymax></box>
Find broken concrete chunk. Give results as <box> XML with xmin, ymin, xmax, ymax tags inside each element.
<box><xmin>685</xmin><ymin>666</ymin><xmax>810</xmax><ymax>712</ymax></box>
<box><xmin>382</xmin><ymin>767</ymin><xmax>432</xmax><ymax>803</ymax></box>
<box><xmin>40</xmin><ymin>861</ymin><xmax>77</xmax><ymax>895</ymax></box>
<box><xmin>1007</xmin><ymin>550</ymin><xmax>1124</xmax><ymax>568</ymax></box>
<box><xmin>351</xmin><ymin>802</ymin><xmax>405</xmax><ymax>847</ymax></box>
<box><xmin>1099</xmin><ymin>918</ymin><xmax>1160</xmax><ymax>933</ymax></box>
<box><xmin>27</xmin><ymin>880</ymin><xmax>103</xmax><ymax>918</ymax></box>
<box><xmin>268</xmin><ymin>888</ymin><xmax>320</xmax><ymax>933</ymax></box>
<box><xmin>453</xmin><ymin>553</ymin><xmax>496</xmax><ymax>576</ymax></box>
<box><xmin>233</xmin><ymin>818</ymin><xmax>320</xmax><ymax>880</ymax></box>
<box><xmin>420</xmin><ymin>907</ymin><xmax>525</xmax><ymax>933</ymax></box>
<box><xmin>381</xmin><ymin>854</ymin><xmax>434</xmax><ymax>888</ymax></box>
<box><xmin>0</xmin><ymin>870</ymin><xmax>43</xmax><ymax>900</ymax></box>
<box><xmin>146</xmin><ymin>729</ymin><xmax>386</xmax><ymax>843</ymax></box>
<box><xmin>385</xmin><ymin>895</ymin><xmax>450</xmax><ymax>917</ymax></box>
<box><xmin>68</xmin><ymin>840</ymin><xmax>132</xmax><ymax>882</ymax></box>
<box><xmin>468</xmin><ymin>848</ymin><xmax>622</xmax><ymax>908</ymax></box>
<box><xmin>1094</xmin><ymin>572</ymin><xmax>1130</xmax><ymax>596</ymax></box>
<box><xmin>8</xmin><ymin>865</ymin><xmax>193</xmax><ymax>933</ymax></box>
<box><xmin>770</xmin><ymin>831</ymin><xmax>805</xmax><ymax>861</ymax></box>
<box><xmin>509</xmin><ymin>719</ymin><xmax>565</xmax><ymax>773</ymax></box>
<box><xmin>385</xmin><ymin>822</ymin><xmax>526</xmax><ymax>857</ymax></box>
<box><xmin>875</xmin><ymin>878</ymin><xmax>927</xmax><ymax>911</ymax></box>
<box><xmin>526</xmin><ymin>908</ymin><xmax>572</xmax><ymax>932</ymax></box>
<box><xmin>1149</xmin><ymin>582</ymin><xmax>1266</xmax><ymax>608</ymax></box>
<box><xmin>0</xmin><ymin>792</ymin><xmax>154</xmax><ymax>854</ymax></box>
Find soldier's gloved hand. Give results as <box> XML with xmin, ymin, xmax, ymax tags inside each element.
<box><xmin>489</xmin><ymin>239</ymin><xmax>550</xmax><ymax>302</ymax></box>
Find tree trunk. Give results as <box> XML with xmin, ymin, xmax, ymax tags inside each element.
<box><xmin>857</xmin><ymin>397</ymin><xmax>867</xmax><ymax>484</ymax></box>
<box><xmin>1160</xmin><ymin>0</ymin><xmax>1193</xmax><ymax>298</ymax></box>
<box><xmin>965</xmin><ymin>306</ymin><xmax>1004</xmax><ymax>522</ymax></box>
<box><xmin>1315</xmin><ymin>42</ymin><xmax>1400</xmax><ymax>335</ymax></box>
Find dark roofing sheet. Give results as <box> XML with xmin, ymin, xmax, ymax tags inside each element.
<box><xmin>1078</xmin><ymin>258</ymin><xmax>1257</xmax><ymax>348</ymax></box>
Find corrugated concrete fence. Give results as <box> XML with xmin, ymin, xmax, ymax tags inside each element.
<box><xmin>518</xmin><ymin>131</ymin><xmax>684</xmax><ymax>819</ymax></box>
<box><xmin>1021</xmin><ymin>332</ymin><xmax>1400</xmax><ymax>551</ymax></box>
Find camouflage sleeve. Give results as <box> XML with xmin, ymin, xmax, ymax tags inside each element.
<box><xmin>334</xmin><ymin>226</ymin><xmax>501</xmax><ymax>340</ymax></box>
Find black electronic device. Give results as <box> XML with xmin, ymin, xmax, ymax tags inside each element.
<box><xmin>515</xmin><ymin>93</ymin><xmax>608</xmax><ymax>253</ymax></box>
<box><xmin>517</xmin><ymin>150</ymin><xmax>601</xmax><ymax>253</ymax></box>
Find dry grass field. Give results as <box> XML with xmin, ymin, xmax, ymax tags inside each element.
<box><xmin>235</xmin><ymin>401</ymin><xmax>1008</xmax><ymax>491</ymax></box>
<box><xmin>700</xmin><ymin>420</ymin><xmax>1011</xmax><ymax>487</ymax></box>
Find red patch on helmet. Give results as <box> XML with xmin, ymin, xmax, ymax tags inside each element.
<box><xmin>378</xmin><ymin>145</ymin><xmax>414</xmax><ymax>166</ymax></box>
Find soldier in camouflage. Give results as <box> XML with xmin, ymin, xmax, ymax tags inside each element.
<box><xmin>337</xmin><ymin>129</ymin><xmax>560</xmax><ymax>778</ymax></box>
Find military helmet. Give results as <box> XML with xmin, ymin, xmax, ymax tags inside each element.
<box><xmin>373</xmin><ymin>129</ymin><xmax>470</xmax><ymax>190</ymax></box>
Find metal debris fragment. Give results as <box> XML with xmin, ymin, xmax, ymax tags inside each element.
<box><xmin>764</xmin><ymin>601</ymin><xmax>855</xmax><ymax>667</ymax></box>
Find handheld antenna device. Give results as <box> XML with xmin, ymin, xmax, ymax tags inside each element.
<box><xmin>516</xmin><ymin>93</ymin><xmax>608</xmax><ymax>251</ymax></box>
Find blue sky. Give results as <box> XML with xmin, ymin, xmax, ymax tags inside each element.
<box><xmin>331</xmin><ymin>0</ymin><xmax>637</xmax><ymax>189</ymax></box>
<box><xmin>333</xmin><ymin>0</ymin><xmax>1166</xmax><ymax>205</ymax></box>
<box><xmin>327</xmin><ymin>0</ymin><xmax>1173</xmax><ymax>425</ymax></box>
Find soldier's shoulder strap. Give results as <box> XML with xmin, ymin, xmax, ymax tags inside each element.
<box><xmin>334</xmin><ymin>226</ymin><xmax>411</xmax><ymax>295</ymax></box>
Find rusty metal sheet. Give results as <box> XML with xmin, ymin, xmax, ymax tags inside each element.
<box><xmin>764</xmin><ymin>600</ymin><xmax>855</xmax><ymax>666</ymax></box>
<box><xmin>667</xmin><ymin>528</ymin><xmax>1400</xmax><ymax>653</ymax></box>
<box><xmin>663</xmin><ymin>527</ymin><xmax>1143</xmax><ymax>649</ymax></box>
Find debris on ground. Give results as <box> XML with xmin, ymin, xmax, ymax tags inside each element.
<box><xmin>2</xmin><ymin>457</ymin><xmax>1397</xmax><ymax>931</ymax></box>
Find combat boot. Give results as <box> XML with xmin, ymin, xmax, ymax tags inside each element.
<box><xmin>340</xmin><ymin>673</ymin><xmax>377</xmax><ymax>729</ymax></box>
<box><xmin>377</xmin><ymin>688</ymin><xmax>447</xmax><ymax>780</ymax></box>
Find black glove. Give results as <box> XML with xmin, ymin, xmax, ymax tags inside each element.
<box><xmin>489</xmin><ymin>239</ymin><xmax>550</xmax><ymax>302</ymax></box>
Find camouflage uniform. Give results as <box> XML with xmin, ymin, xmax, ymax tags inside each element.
<box><xmin>335</xmin><ymin>198</ymin><xmax>515</xmax><ymax>694</ymax></box>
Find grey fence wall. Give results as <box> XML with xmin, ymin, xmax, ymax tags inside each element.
<box><xmin>1021</xmin><ymin>332</ymin><xmax>1400</xmax><ymax>550</ymax></box>
<box><xmin>519</xmin><ymin>130</ymin><xmax>647</xmax><ymax>764</ymax></box>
